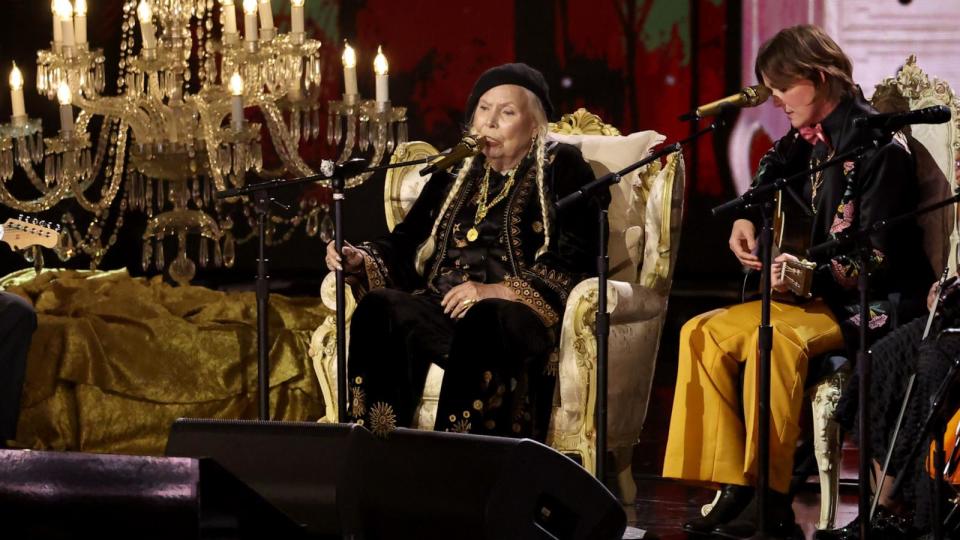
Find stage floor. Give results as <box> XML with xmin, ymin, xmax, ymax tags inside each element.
<box><xmin>626</xmin><ymin>477</ymin><xmax>858</xmax><ymax>540</ymax></box>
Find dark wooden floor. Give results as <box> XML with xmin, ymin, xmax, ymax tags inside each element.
<box><xmin>624</xmin><ymin>476</ymin><xmax>859</xmax><ymax>540</ymax></box>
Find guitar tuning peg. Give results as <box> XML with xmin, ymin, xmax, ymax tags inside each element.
<box><xmin>17</xmin><ymin>214</ymin><xmax>23</xmax><ymax>221</ymax></box>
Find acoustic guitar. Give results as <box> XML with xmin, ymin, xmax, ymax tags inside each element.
<box><xmin>772</xmin><ymin>190</ymin><xmax>817</xmax><ymax>298</ymax></box>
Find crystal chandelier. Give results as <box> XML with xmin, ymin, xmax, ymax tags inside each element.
<box><xmin>0</xmin><ymin>0</ymin><xmax>408</xmax><ymax>284</ymax></box>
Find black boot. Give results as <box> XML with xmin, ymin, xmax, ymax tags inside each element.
<box><xmin>682</xmin><ymin>484</ymin><xmax>754</xmax><ymax>536</ymax></box>
<box><xmin>712</xmin><ymin>489</ymin><xmax>800</xmax><ymax>539</ymax></box>
<box><xmin>813</xmin><ymin>506</ymin><xmax>912</xmax><ymax>540</ymax></box>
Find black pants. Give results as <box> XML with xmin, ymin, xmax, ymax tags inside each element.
<box><xmin>346</xmin><ymin>288</ymin><xmax>555</xmax><ymax>440</ymax></box>
<box><xmin>0</xmin><ymin>292</ymin><xmax>36</xmax><ymax>444</ymax></box>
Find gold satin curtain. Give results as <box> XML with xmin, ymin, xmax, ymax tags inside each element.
<box><xmin>3</xmin><ymin>268</ymin><xmax>329</xmax><ymax>455</ymax></box>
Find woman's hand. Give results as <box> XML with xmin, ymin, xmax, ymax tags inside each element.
<box><xmin>729</xmin><ymin>219</ymin><xmax>761</xmax><ymax>271</ymax></box>
<box><xmin>325</xmin><ymin>240</ymin><xmax>364</xmax><ymax>274</ymax></box>
<box><xmin>441</xmin><ymin>281</ymin><xmax>519</xmax><ymax>319</ymax></box>
<box><xmin>771</xmin><ymin>253</ymin><xmax>799</xmax><ymax>293</ymax></box>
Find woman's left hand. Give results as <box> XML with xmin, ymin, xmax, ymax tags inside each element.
<box><xmin>441</xmin><ymin>281</ymin><xmax>518</xmax><ymax>319</ymax></box>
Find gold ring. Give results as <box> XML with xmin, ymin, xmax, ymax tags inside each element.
<box><xmin>461</xmin><ymin>298</ymin><xmax>478</xmax><ymax>307</ymax></box>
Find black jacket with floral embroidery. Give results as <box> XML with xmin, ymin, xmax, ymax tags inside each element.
<box><xmin>356</xmin><ymin>142</ymin><xmax>607</xmax><ymax>327</ymax></box>
<box><xmin>749</xmin><ymin>89</ymin><xmax>933</xmax><ymax>337</ymax></box>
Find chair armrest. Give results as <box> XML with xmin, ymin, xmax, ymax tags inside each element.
<box><xmin>310</xmin><ymin>273</ymin><xmax>359</xmax><ymax>423</ymax></box>
<box><xmin>565</xmin><ymin>277</ymin><xmax>667</xmax><ymax>326</ymax></box>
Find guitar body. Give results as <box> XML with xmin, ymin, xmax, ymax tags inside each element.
<box><xmin>772</xmin><ymin>190</ymin><xmax>817</xmax><ymax>300</ymax></box>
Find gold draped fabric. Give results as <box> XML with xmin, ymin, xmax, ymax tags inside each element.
<box><xmin>2</xmin><ymin>268</ymin><xmax>329</xmax><ymax>455</ymax></box>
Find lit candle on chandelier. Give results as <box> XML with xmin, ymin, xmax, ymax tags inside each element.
<box><xmin>57</xmin><ymin>0</ymin><xmax>76</xmax><ymax>51</ymax></box>
<box><xmin>137</xmin><ymin>1</ymin><xmax>157</xmax><ymax>50</ymax></box>
<box><xmin>242</xmin><ymin>0</ymin><xmax>258</xmax><ymax>43</ymax></box>
<box><xmin>341</xmin><ymin>42</ymin><xmax>358</xmax><ymax>96</ymax></box>
<box><xmin>229</xmin><ymin>72</ymin><xmax>245</xmax><ymax>131</ymax></box>
<box><xmin>374</xmin><ymin>46</ymin><xmax>389</xmax><ymax>104</ymax></box>
<box><xmin>258</xmin><ymin>0</ymin><xmax>274</xmax><ymax>32</ymax></box>
<box><xmin>74</xmin><ymin>0</ymin><xmax>88</xmax><ymax>47</ymax></box>
<box><xmin>57</xmin><ymin>82</ymin><xmax>74</xmax><ymax>133</ymax></box>
<box><xmin>52</xmin><ymin>1</ymin><xmax>63</xmax><ymax>48</ymax></box>
<box><xmin>222</xmin><ymin>0</ymin><xmax>238</xmax><ymax>38</ymax></box>
<box><xmin>290</xmin><ymin>0</ymin><xmax>305</xmax><ymax>36</ymax></box>
<box><xmin>9</xmin><ymin>63</ymin><xmax>26</xmax><ymax>121</ymax></box>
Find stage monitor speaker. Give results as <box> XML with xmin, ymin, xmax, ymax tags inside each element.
<box><xmin>0</xmin><ymin>448</ymin><xmax>309</xmax><ymax>539</ymax></box>
<box><xmin>166</xmin><ymin>419</ymin><xmax>626</xmax><ymax>540</ymax></box>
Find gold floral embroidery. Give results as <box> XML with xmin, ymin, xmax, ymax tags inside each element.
<box><xmin>368</xmin><ymin>402</ymin><xmax>397</xmax><ymax>437</ymax></box>
<box><xmin>472</xmin><ymin>400</ymin><xmax>484</xmax><ymax>411</ymax></box>
<box><xmin>448</xmin><ymin>418</ymin><xmax>472</xmax><ymax>433</ymax></box>
<box><xmin>357</xmin><ymin>245</ymin><xmax>388</xmax><ymax>290</ymax></box>
<box><xmin>349</xmin><ymin>386</ymin><xmax>367</xmax><ymax>419</ymax></box>
<box><xmin>503</xmin><ymin>276</ymin><xmax>560</xmax><ymax>326</ymax></box>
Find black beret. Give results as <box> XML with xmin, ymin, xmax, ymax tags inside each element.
<box><xmin>464</xmin><ymin>63</ymin><xmax>555</xmax><ymax>123</ymax></box>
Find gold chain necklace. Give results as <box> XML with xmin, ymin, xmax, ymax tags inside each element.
<box><xmin>809</xmin><ymin>150</ymin><xmax>835</xmax><ymax>213</ymax></box>
<box><xmin>466</xmin><ymin>165</ymin><xmax>517</xmax><ymax>242</ymax></box>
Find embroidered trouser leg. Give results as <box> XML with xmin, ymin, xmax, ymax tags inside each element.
<box><xmin>435</xmin><ymin>298</ymin><xmax>554</xmax><ymax>439</ymax></box>
<box><xmin>662</xmin><ymin>299</ymin><xmax>844</xmax><ymax>493</ymax></box>
<box><xmin>347</xmin><ymin>288</ymin><xmax>453</xmax><ymax>434</ymax></box>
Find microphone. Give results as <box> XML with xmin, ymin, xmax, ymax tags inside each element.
<box><xmin>419</xmin><ymin>135</ymin><xmax>486</xmax><ymax>177</ymax></box>
<box><xmin>680</xmin><ymin>85</ymin><xmax>772</xmax><ymax>121</ymax></box>
<box><xmin>852</xmin><ymin>105</ymin><xmax>951</xmax><ymax>131</ymax></box>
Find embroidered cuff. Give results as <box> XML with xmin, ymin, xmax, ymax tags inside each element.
<box><xmin>504</xmin><ymin>276</ymin><xmax>560</xmax><ymax>327</ymax></box>
<box><xmin>356</xmin><ymin>244</ymin><xmax>388</xmax><ymax>290</ymax></box>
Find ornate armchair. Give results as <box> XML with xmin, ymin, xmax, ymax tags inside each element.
<box><xmin>309</xmin><ymin>109</ymin><xmax>686</xmax><ymax>501</ymax></box>
<box><xmin>700</xmin><ymin>55</ymin><xmax>960</xmax><ymax>530</ymax></box>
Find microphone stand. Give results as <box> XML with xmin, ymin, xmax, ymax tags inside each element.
<box><xmin>714</xmin><ymin>135</ymin><xmax>887</xmax><ymax>539</ymax></box>
<box><xmin>216</xmin><ymin>159</ymin><xmax>367</xmax><ymax>421</ymax></box>
<box><xmin>556</xmin><ymin>120</ymin><xmax>722</xmax><ymax>485</ymax></box>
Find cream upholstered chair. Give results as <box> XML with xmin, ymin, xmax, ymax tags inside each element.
<box><xmin>309</xmin><ymin>109</ymin><xmax>686</xmax><ymax>502</ymax></box>
<box><xmin>700</xmin><ymin>55</ymin><xmax>960</xmax><ymax>530</ymax></box>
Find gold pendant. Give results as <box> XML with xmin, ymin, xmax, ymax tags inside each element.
<box><xmin>466</xmin><ymin>227</ymin><xmax>479</xmax><ymax>242</ymax></box>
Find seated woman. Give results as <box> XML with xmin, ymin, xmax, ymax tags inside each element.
<box><xmin>324</xmin><ymin>63</ymin><xmax>607</xmax><ymax>440</ymax></box>
<box><xmin>819</xmin><ymin>277</ymin><xmax>960</xmax><ymax>540</ymax></box>
<box><xmin>662</xmin><ymin>25</ymin><xmax>932</xmax><ymax>539</ymax></box>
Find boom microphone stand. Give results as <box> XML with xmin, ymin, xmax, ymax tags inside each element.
<box><xmin>556</xmin><ymin>120</ymin><xmax>722</xmax><ymax>485</ymax></box>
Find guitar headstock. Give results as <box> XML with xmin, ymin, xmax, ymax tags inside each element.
<box><xmin>1</xmin><ymin>216</ymin><xmax>61</xmax><ymax>250</ymax></box>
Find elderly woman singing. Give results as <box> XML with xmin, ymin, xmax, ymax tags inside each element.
<box><xmin>324</xmin><ymin>63</ymin><xmax>607</xmax><ymax>440</ymax></box>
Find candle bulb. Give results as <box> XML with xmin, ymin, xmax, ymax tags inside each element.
<box><xmin>374</xmin><ymin>45</ymin><xmax>389</xmax><ymax>104</ymax></box>
<box><xmin>56</xmin><ymin>0</ymin><xmax>76</xmax><ymax>50</ymax></box>
<box><xmin>57</xmin><ymin>82</ymin><xmax>74</xmax><ymax>133</ymax></box>
<box><xmin>341</xmin><ymin>42</ymin><xmax>358</xmax><ymax>96</ymax></box>
<box><xmin>229</xmin><ymin>72</ymin><xmax>244</xmax><ymax>131</ymax></box>
<box><xmin>52</xmin><ymin>0</ymin><xmax>63</xmax><ymax>48</ymax></box>
<box><xmin>222</xmin><ymin>0</ymin><xmax>238</xmax><ymax>39</ymax></box>
<box><xmin>258</xmin><ymin>0</ymin><xmax>273</xmax><ymax>31</ymax></box>
<box><xmin>9</xmin><ymin>63</ymin><xmax>26</xmax><ymax>121</ymax></box>
<box><xmin>291</xmin><ymin>0</ymin><xmax>305</xmax><ymax>36</ymax></box>
<box><xmin>137</xmin><ymin>1</ymin><xmax>156</xmax><ymax>50</ymax></box>
<box><xmin>242</xmin><ymin>0</ymin><xmax>258</xmax><ymax>43</ymax></box>
<box><xmin>74</xmin><ymin>0</ymin><xmax>87</xmax><ymax>46</ymax></box>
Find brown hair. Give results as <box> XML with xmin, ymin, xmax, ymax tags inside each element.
<box><xmin>754</xmin><ymin>25</ymin><xmax>855</xmax><ymax>102</ymax></box>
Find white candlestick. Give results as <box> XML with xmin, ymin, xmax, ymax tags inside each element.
<box><xmin>291</xmin><ymin>0</ymin><xmax>304</xmax><ymax>35</ymax></box>
<box><xmin>9</xmin><ymin>64</ymin><xmax>26</xmax><ymax>119</ymax></box>
<box><xmin>342</xmin><ymin>42</ymin><xmax>358</xmax><ymax>96</ymax></box>
<box><xmin>51</xmin><ymin>1</ymin><xmax>64</xmax><ymax>47</ymax></box>
<box><xmin>61</xmin><ymin>14</ymin><xmax>76</xmax><ymax>49</ymax></box>
<box><xmin>242</xmin><ymin>0</ymin><xmax>258</xmax><ymax>43</ymax></box>
<box><xmin>57</xmin><ymin>82</ymin><xmax>74</xmax><ymax>133</ymax></box>
<box><xmin>258</xmin><ymin>0</ymin><xmax>273</xmax><ymax>31</ymax></box>
<box><xmin>374</xmin><ymin>46</ymin><xmax>389</xmax><ymax>104</ymax></box>
<box><xmin>74</xmin><ymin>0</ymin><xmax>87</xmax><ymax>45</ymax></box>
<box><xmin>138</xmin><ymin>1</ymin><xmax>156</xmax><ymax>50</ymax></box>
<box><xmin>222</xmin><ymin>0</ymin><xmax>238</xmax><ymax>35</ymax></box>
<box><xmin>229</xmin><ymin>72</ymin><xmax>244</xmax><ymax>131</ymax></box>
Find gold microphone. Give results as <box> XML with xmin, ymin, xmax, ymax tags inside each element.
<box><xmin>681</xmin><ymin>85</ymin><xmax>772</xmax><ymax>121</ymax></box>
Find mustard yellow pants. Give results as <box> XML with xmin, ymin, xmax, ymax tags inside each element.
<box><xmin>662</xmin><ymin>299</ymin><xmax>844</xmax><ymax>493</ymax></box>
